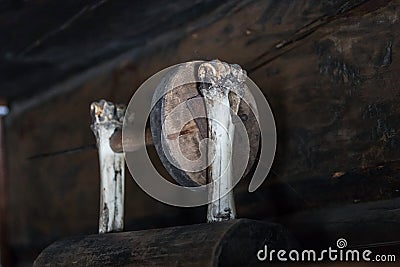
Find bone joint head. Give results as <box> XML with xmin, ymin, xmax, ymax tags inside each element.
<box><xmin>198</xmin><ymin>59</ymin><xmax>247</xmax><ymax>98</ymax></box>
<box><xmin>90</xmin><ymin>99</ymin><xmax>126</xmax><ymax>128</ymax></box>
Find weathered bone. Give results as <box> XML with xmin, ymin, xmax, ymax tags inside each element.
<box><xmin>90</xmin><ymin>100</ymin><xmax>125</xmax><ymax>233</ymax></box>
<box><xmin>199</xmin><ymin>59</ymin><xmax>247</xmax><ymax>222</ymax></box>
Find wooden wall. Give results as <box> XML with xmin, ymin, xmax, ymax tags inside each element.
<box><xmin>2</xmin><ymin>0</ymin><xmax>400</xmax><ymax>265</ymax></box>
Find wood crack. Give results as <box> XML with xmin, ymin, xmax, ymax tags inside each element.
<box><xmin>18</xmin><ymin>0</ymin><xmax>109</xmax><ymax>57</ymax></box>
<box><xmin>247</xmin><ymin>0</ymin><xmax>391</xmax><ymax>73</ymax></box>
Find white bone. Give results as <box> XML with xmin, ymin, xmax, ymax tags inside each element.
<box><xmin>91</xmin><ymin>100</ymin><xmax>125</xmax><ymax>233</ymax></box>
<box><xmin>199</xmin><ymin>60</ymin><xmax>247</xmax><ymax>222</ymax></box>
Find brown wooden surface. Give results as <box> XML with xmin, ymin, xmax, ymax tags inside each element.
<box><xmin>277</xmin><ymin>197</ymin><xmax>400</xmax><ymax>248</ymax></box>
<box><xmin>150</xmin><ymin>81</ymin><xmax>260</xmax><ymax>187</ymax></box>
<box><xmin>33</xmin><ymin>219</ymin><xmax>296</xmax><ymax>267</ymax></box>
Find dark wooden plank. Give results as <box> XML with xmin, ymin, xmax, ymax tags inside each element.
<box><xmin>276</xmin><ymin>197</ymin><xmax>400</xmax><ymax>249</ymax></box>
<box><xmin>0</xmin><ymin>0</ymin><xmax>232</xmax><ymax>100</ymax></box>
<box><xmin>234</xmin><ymin>160</ymin><xmax>400</xmax><ymax>219</ymax></box>
<box><xmin>33</xmin><ymin>219</ymin><xmax>297</xmax><ymax>267</ymax></box>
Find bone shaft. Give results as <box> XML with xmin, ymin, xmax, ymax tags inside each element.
<box><xmin>96</xmin><ymin>127</ymin><xmax>125</xmax><ymax>233</ymax></box>
<box><xmin>91</xmin><ymin>100</ymin><xmax>125</xmax><ymax>233</ymax></box>
<box><xmin>206</xmin><ymin>95</ymin><xmax>236</xmax><ymax>222</ymax></box>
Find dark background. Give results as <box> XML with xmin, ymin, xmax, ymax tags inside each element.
<box><xmin>0</xmin><ymin>0</ymin><xmax>399</xmax><ymax>266</ymax></box>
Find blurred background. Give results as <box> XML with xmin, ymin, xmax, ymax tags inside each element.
<box><xmin>0</xmin><ymin>0</ymin><xmax>399</xmax><ymax>266</ymax></box>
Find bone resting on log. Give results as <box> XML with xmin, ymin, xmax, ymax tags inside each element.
<box><xmin>91</xmin><ymin>100</ymin><xmax>126</xmax><ymax>234</ymax></box>
<box><xmin>199</xmin><ymin>60</ymin><xmax>246</xmax><ymax>222</ymax></box>
<box><xmin>33</xmin><ymin>219</ymin><xmax>297</xmax><ymax>267</ymax></box>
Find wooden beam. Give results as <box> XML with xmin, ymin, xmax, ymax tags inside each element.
<box><xmin>33</xmin><ymin>219</ymin><xmax>297</xmax><ymax>267</ymax></box>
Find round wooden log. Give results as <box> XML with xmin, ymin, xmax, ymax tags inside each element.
<box><xmin>34</xmin><ymin>219</ymin><xmax>297</xmax><ymax>267</ymax></box>
<box><xmin>150</xmin><ymin>81</ymin><xmax>260</xmax><ymax>187</ymax></box>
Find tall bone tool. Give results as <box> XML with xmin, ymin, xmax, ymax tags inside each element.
<box><xmin>91</xmin><ymin>100</ymin><xmax>126</xmax><ymax>233</ymax></box>
<box><xmin>149</xmin><ymin>60</ymin><xmax>256</xmax><ymax>221</ymax></box>
<box><xmin>199</xmin><ymin>60</ymin><xmax>246</xmax><ymax>222</ymax></box>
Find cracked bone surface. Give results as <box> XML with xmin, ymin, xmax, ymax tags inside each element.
<box><xmin>199</xmin><ymin>60</ymin><xmax>247</xmax><ymax>222</ymax></box>
<box><xmin>91</xmin><ymin>100</ymin><xmax>125</xmax><ymax>233</ymax></box>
